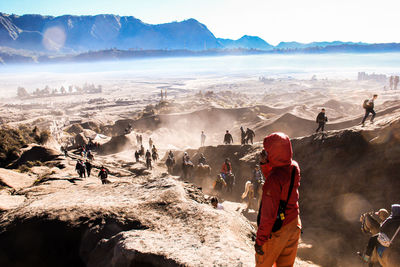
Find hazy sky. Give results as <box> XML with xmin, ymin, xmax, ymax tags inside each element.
<box><xmin>1</xmin><ymin>0</ymin><xmax>399</xmax><ymax>45</ymax></box>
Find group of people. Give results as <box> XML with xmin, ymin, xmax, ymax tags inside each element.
<box><xmin>75</xmin><ymin>159</ymin><xmax>92</xmax><ymax>178</ymax></box>
<box><xmin>134</xmin><ymin>137</ymin><xmax>159</xmax><ymax>170</ymax></box>
<box><xmin>240</xmin><ymin>127</ymin><xmax>256</xmax><ymax>145</ymax></box>
<box><xmin>315</xmin><ymin>94</ymin><xmax>379</xmax><ymax>132</ymax></box>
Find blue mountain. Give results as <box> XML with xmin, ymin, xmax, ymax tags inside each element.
<box><xmin>276</xmin><ymin>41</ymin><xmax>368</xmax><ymax>49</ymax></box>
<box><xmin>218</xmin><ymin>35</ymin><xmax>274</xmax><ymax>50</ymax></box>
<box><xmin>0</xmin><ymin>13</ymin><xmax>222</xmax><ymax>52</ymax></box>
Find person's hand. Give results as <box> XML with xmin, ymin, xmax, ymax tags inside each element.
<box><xmin>259</xmin><ymin>150</ymin><xmax>267</xmax><ymax>164</ymax></box>
<box><xmin>255</xmin><ymin>243</ymin><xmax>264</xmax><ymax>255</ymax></box>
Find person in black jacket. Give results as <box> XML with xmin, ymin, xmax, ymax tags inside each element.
<box><xmin>224</xmin><ymin>130</ymin><xmax>234</xmax><ymax>144</ymax></box>
<box><xmin>85</xmin><ymin>160</ymin><xmax>92</xmax><ymax>177</ymax></box>
<box><xmin>316</xmin><ymin>108</ymin><xmax>328</xmax><ymax>133</ymax></box>
<box><xmin>361</xmin><ymin>94</ymin><xmax>378</xmax><ymax>127</ymax></box>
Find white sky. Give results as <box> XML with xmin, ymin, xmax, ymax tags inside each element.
<box><xmin>1</xmin><ymin>0</ymin><xmax>400</xmax><ymax>45</ymax></box>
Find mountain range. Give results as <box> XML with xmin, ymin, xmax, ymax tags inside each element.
<box><xmin>1</xmin><ymin>12</ymin><xmax>400</xmax><ymax>64</ymax></box>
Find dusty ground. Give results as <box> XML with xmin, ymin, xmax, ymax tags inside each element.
<box><xmin>1</xmin><ymin>73</ymin><xmax>399</xmax><ymax>266</ymax></box>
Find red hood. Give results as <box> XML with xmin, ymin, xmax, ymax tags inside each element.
<box><xmin>263</xmin><ymin>132</ymin><xmax>293</xmax><ymax>167</ymax></box>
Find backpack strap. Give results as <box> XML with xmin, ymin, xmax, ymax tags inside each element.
<box><xmin>282</xmin><ymin>167</ymin><xmax>296</xmax><ymax>212</ymax></box>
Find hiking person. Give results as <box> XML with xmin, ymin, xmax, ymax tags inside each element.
<box><xmin>145</xmin><ymin>150</ymin><xmax>152</xmax><ymax>170</ymax></box>
<box><xmin>152</xmin><ymin>150</ymin><xmax>158</xmax><ymax>162</ymax></box>
<box><xmin>390</xmin><ymin>76</ymin><xmax>394</xmax><ymax>90</ymax></box>
<box><xmin>135</xmin><ymin>150</ymin><xmax>140</xmax><ymax>162</ymax></box>
<box><xmin>149</xmin><ymin>138</ymin><xmax>153</xmax><ymax>150</ymax></box>
<box><xmin>85</xmin><ymin>160</ymin><xmax>92</xmax><ymax>177</ymax></box>
<box><xmin>182</xmin><ymin>152</ymin><xmax>193</xmax><ymax>179</ymax></box>
<box><xmin>168</xmin><ymin>150</ymin><xmax>174</xmax><ymax>159</ymax></box>
<box><xmin>246</xmin><ymin>128</ymin><xmax>256</xmax><ymax>144</ymax></box>
<box><xmin>252</xmin><ymin>165</ymin><xmax>264</xmax><ymax>199</ymax></box>
<box><xmin>395</xmin><ymin>76</ymin><xmax>399</xmax><ymax>90</ymax></box>
<box><xmin>210</xmin><ymin>196</ymin><xmax>224</xmax><ymax>210</ymax></box>
<box><xmin>139</xmin><ymin>145</ymin><xmax>145</xmax><ymax>157</ymax></box>
<box><xmin>255</xmin><ymin>132</ymin><xmax>302</xmax><ymax>267</ymax></box>
<box><xmin>139</xmin><ymin>135</ymin><xmax>143</xmax><ymax>146</ymax></box>
<box><xmin>315</xmin><ymin>108</ymin><xmax>328</xmax><ymax>132</ymax></box>
<box><xmin>136</xmin><ymin>134</ymin><xmax>140</xmax><ymax>145</ymax></box>
<box><xmin>223</xmin><ymin>130</ymin><xmax>234</xmax><ymax>145</ymax></box>
<box><xmin>80</xmin><ymin>160</ymin><xmax>86</xmax><ymax>178</ymax></box>
<box><xmin>75</xmin><ymin>160</ymin><xmax>82</xmax><ymax>177</ymax></box>
<box><xmin>201</xmin><ymin>131</ymin><xmax>206</xmax><ymax>147</ymax></box>
<box><xmin>358</xmin><ymin>204</ymin><xmax>400</xmax><ymax>263</ymax></box>
<box><xmin>198</xmin><ymin>153</ymin><xmax>207</xmax><ymax>165</ymax></box>
<box><xmin>240</xmin><ymin>127</ymin><xmax>246</xmax><ymax>145</ymax></box>
<box><xmin>152</xmin><ymin>145</ymin><xmax>157</xmax><ymax>154</ymax></box>
<box><xmin>361</xmin><ymin>94</ymin><xmax>378</xmax><ymax>127</ymax></box>
<box><xmin>98</xmin><ymin>166</ymin><xmax>109</xmax><ymax>184</ymax></box>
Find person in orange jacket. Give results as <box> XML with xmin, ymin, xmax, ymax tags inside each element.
<box><xmin>255</xmin><ymin>132</ymin><xmax>302</xmax><ymax>267</ymax></box>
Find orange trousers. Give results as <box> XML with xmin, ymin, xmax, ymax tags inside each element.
<box><xmin>255</xmin><ymin>216</ymin><xmax>301</xmax><ymax>267</ymax></box>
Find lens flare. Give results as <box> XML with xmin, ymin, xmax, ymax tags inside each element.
<box><xmin>42</xmin><ymin>26</ymin><xmax>66</xmax><ymax>51</ymax></box>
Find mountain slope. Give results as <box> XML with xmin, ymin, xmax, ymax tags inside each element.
<box><xmin>0</xmin><ymin>13</ymin><xmax>222</xmax><ymax>52</ymax></box>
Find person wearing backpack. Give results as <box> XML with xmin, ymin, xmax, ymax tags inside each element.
<box><xmin>255</xmin><ymin>132</ymin><xmax>302</xmax><ymax>267</ymax></box>
<box><xmin>361</xmin><ymin>94</ymin><xmax>378</xmax><ymax>127</ymax></box>
<box><xmin>315</xmin><ymin>108</ymin><xmax>328</xmax><ymax>132</ymax></box>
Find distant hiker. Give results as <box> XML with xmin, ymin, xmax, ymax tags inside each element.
<box><xmin>149</xmin><ymin>138</ymin><xmax>153</xmax><ymax>150</ymax></box>
<box><xmin>240</xmin><ymin>127</ymin><xmax>246</xmax><ymax>145</ymax></box>
<box><xmin>361</xmin><ymin>94</ymin><xmax>378</xmax><ymax>127</ymax></box>
<box><xmin>395</xmin><ymin>76</ymin><xmax>399</xmax><ymax>90</ymax></box>
<box><xmin>390</xmin><ymin>76</ymin><xmax>394</xmax><ymax>90</ymax></box>
<box><xmin>145</xmin><ymin>150</ymin><xmax>152</xmax><ymax>170</ymax></box>
<box><xmin>166</xmin><ymin>154</ymin><xmax>175</xmax><ymax>173</ymax></box>
<box><xmin>168</xmin><ymin>150</ymin><xmax>174</xmax><ymax>159</ymax></box>
<box><xmin>223</xmin><ymin>130</ymin><xmax>234</xmax><ymax>145</ymax></box>
<box><xmin>246</xmin><ymin>128</ymin><xmax>256</xmax><ymax>144</ymax></box>
<box><xmin>255</xmin><ymin>132</ymin><xmax>301</xmax><ymax>267</ymax></box>
<box><xmin>85</xmin><ymin>160</ymin><xmax>92</xmax><ymax>177</ymax></box>
<box><xmin>210</xmin><ymin>196</ymin><xmax>224</xmax><ymax>210</ymax></box>
<box><xmin>98</xmin><ymin>166</ymin><xmax>109</xmax><ymax>184</ymax></box>
<box><xmin>198</xmin><ymin>153</ymin><xmax>207</xmax><ymax>165</ymax></box>
<box><xmin>76</xmin><ymin>160</ymin><xmax>86</xmax><ymax>178</ymax></box>
<box><xmin>139</xmin><ymin>135</ymin><xmax>143</xmax><ymax>146</ymax></box>
<box><xmin>152</xmin><ymin>150</ymin><xmax>159</xmax><ymax>162</ymax></box>
<box><xmin>252</xmin><ymin>165</ymin><xmax>264</xmax><ymax>199</ymax></box>
<box><xmin>152</xmin><ymin>145</ymin><xmax>157</xmax><ymax>154</ymax></box>
<box><xmin>135</xmin><ymin>150</ymin><xmax>140</xmax><ymax>162</ymax></box>
<box><xmin>201</xmin><ymin>131</ymin><xmax>206</xmax><ymax>147</ymax></box>
<box><xmin>315</xmin><ymin>108</ymin><xmax>328</xmax><ymax>132</ymax></box>
<box><xmin>139</xmin><ymin>145</ymin><xmax>145</xmax><ymax>156</ymax></box>
<box><xmin>358</xmin><ymin>204</ymin><xmax>400</xmax><ymax>263</ymax></box>
<box><xmin>182</xmin><ymin>152</ymin><xmax>193</xmax><ymax>179</ymax></box>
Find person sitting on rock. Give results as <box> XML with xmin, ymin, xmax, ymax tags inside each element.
<box><xmin>246</xmin><ymin>128</ymin><xmax>256</xmax><ymax>144</ymax></box>
<box><xmin>98</xmin><ymin>166</ymin><xmax>109</xmax><ymax>184</ymax></box>
<box><xmin>198</xmin><ymin>153</ymin><xmax>207</xmax><ymax>165</ymax></box>
<box><xmin>145</xmin><ymin>150</ymin><xmax>152</xmax><ymax>170</ymax></box>
<box><xmin>211</xmin><ymin>196</ymin><xmax>224</xmax><ymax>210</ymax></box>
<box><xmin>220</xmin><ymin>158</ymin><xmax>232</xmax><ymax>181</ymax></box>
<box><xmin>224</xmin><ymin>130</ymin><xmax>234</xmax><ymax>145</ymax></box>
<box><xmin>316</xmin><ymin>108</ymin><xmax>328</xmax><ymax>133</ymax></box>
<box><xmin>358</xmin><ymin>204</ymin><xmax>400</xmax><ymax>263</ymax></box>
<box><xmin>85</xmin><ymin>160</ymin><xmax>92</xmax><ymax>177</ymax></box>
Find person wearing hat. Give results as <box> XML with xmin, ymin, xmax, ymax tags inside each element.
<box><xmin>358</xmin><ymin>204</ymin><xmax>400</xmax><ymax>263</ymax></box>
<box><xmin>375</xmin><ymin>208</ymin><xmax>390</xmax><ymax>223</ymax></box>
